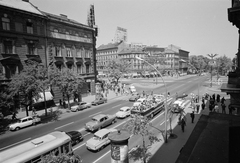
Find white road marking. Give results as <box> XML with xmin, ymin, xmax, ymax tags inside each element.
<box><xmin>54</xmin><ymin>122</ymin><xmax>74</xmax><ymax>130</ymax></box>
<box><xmin>112</xmin><ymin>104</ymin><xmax>121</xmax><ymax>108</ymax></box>
<box><xmin>89</xmin><ymin>112</ymin><xmax>102</xmax><ymax>117</ymax></box>
<box><xmin>160</xmin><ymin>119</ymin><xmax>169</xmax><ymax>125</ymax></box>
<box><xmin>0</xmin><ymin>137</ymin><xmax>31</xmax><ymax>151</ymax></box>
<box><xmin>77</xmin><ymin>128</ymin><xmax>85</xmax><ymax>133</ymax></box>
<box><xmin>83</xmin><ymin>133</ymin><xmax>90</xmax><ymax>137</ymax></box>
<box><xmin>92</xmin><ymin>150</ymin><xmax>111</xmax><ymax>163</ymax></box>
<box><xmin>73</xmin><ymin>143</ymin><xmax>86</xmax><ymax>151</ymax></box>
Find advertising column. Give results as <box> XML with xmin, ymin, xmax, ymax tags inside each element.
<box><xmin>108</xmin><ymin>130</ymin><xmax>130</xmax><ymax>163</ymax></box>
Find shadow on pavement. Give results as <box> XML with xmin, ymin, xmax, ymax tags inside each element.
<box><xmin>38</xmin><ymin>109</ymin><xmax>63</xmax><ymax>123</ymax></box>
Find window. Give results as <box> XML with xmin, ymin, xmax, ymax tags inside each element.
<box><xmin>55</xmin><ymin>47</ymin><xmax>61</xmax><ymax>57</ymax></box>
<box><xmin>2</xmin><ymin>14</ymin><xmax>10</xmax><ymax>30</ymax></box>
<box><xmin>67</xmin><ymin>64</ymin><xmax>72</xmax><ymax>70</ymax></box>
<box><xmin>86</xmin><ymin>64</ymin><xmax>90</xmax><ymax>74</ymax></box>
<box><xmin>66</xmin><ymin>48</ymin><xmax>72</xmax><ymax>57</ymax></box>
<box><xmin>3</xmin><ymin>40</ymin><xmax>13</xmax><ymax>54</ymax></box>
<box><xmin>56</xmin><ymin>64</ymin><xmax>62</xmax><ymax>71</ymax></box>
<box><xmin>28</xmin><ymin>43</ymin><xmax>35</xmax><ymax>55</ymax></box>
<box><xmin>26</xmin><ymin>19</ymin><xmax>33</xmax><ymax>34</ymax></box>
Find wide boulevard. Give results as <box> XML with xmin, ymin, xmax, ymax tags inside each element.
<box><xmin>0</xmin><ymin>75</ymin><xmax>208</xmax><ymax>163</ymax></box>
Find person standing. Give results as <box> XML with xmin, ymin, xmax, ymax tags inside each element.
<box><xmin>221</xmin><ymin>97</ymin><xmax>226</xmax><ymax>105</ymax></box>
<box><xmin>181</xmin><ymin>118</ymin><xmax>186</xmax><ymax>132</ymax></box>
<box><xmin>221</xmin><ymin>103</ymin><xmax>226</xmax><ymax>114</ymax></box>
<box><xmin>214</xmin><ymin>104</ymin><xmax>219</xmax><ymax>113</ymax></box>
<box><xmin>217</xmin><ymin>94</ymin><xmax>220</xmax><ymax>103</ymax></box>
<box><xmin>229</xmin><ymin>105</ymin><xmax>233</xmax><ymax>115</ymax></box>
<box><xmin>190</xmin><ymin>111</ymin><xmax>195</xmax><ymax>123</ymax></box>
<box><xmin>196</xmin><ymin>104</ymin><xmax>200</xmax><ymax>113</ymax></box>
<box><xmin>201</xmin><ymin>102</ymin><xmax>205</xmax><ymax>111</ymax></box>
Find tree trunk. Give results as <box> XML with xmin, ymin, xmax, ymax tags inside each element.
<box><xmin>25</xmin><ymin>105</ymin><xmax>29</xmax><ymax>116</ymax></box>
<box><xmin>43</xmin><ymin>89</ymin><xmax>48</xmax><ymax>116</ymax></box>
<box><xmin>67</xmin><ymin>95</ymin><xmax>70</xmax><ymax>109</ymax></box>
<box><xmin>142</xmin><ymin>136</ymin><xmax>147</xmax><ymax>163</ymax></box>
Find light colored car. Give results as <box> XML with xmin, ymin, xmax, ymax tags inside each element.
<box><xmin>71</xmin><ymin>101</ymin><xmax>91</xmax><ymax>112</ymax></box>
<box><xmin>86</xmin><ymin>128</ymin><xmax>117</xmax><ymax>151</ymax></box>
<box><xmin>133</xmin><ymin>98</ymin><xmax>146</xmax><ymax>106</ymax></box>
<box><xmin>85</xmin><ymin>114</ymin><xmax>116</xmax><ymax>132</ymax></box>
<box><xmin>116</xmin><ymin>106</ymin><xmax>131</xmax><ymax>118</ymax></box>
<box><xmin>91</xmin><ymin>97</ymin><xmax>107</xmax><ymax>106</ymax></box>
<box><xmin>129</xmin><ymin>85</ymin><xmax>137</xmax><ymax>93</ymax></box>
<box><xmin>8</xmin><ymin>116</ymin><xmax>41</xmax><ymax>131</ymax></box>
<box><xmin>153</xmin><ymin>94</ymin><xmax>165</xmax><ymax>102</ymax></box>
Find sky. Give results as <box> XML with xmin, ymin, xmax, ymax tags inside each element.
<box><xmin>31</xmin><ymin>0</ymin><xmax>237</xmax><ymax>59</ymax></box>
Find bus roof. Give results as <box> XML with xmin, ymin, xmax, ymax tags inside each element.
<box><xmin>0</xmin><ymin>131</ymin><xmax>71</xmax><ymax>163</ymax></box>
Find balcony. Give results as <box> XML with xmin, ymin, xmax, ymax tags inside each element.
<box><xmin>0</xmin><ymin>54</ymin><xmax>20</xmax><ymax>64</ymax></box>
<box><xmin>84</xmin><ymin>58</ymin><xmax>91</xmax><ymax>65</ymax></box>
<box><xmin>25</xmin><ymin>54</ymin><xmax>42</xmax><ymax>63</ymax></box>
<box><xmin>75</xmin><ymin>58</ymin><xmax>83</xmax><ymax>65</ymax></box>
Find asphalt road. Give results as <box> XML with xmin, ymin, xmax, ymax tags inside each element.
<box><xmin>0</xmin><ymin>75</ymin><xmax>208</xmax><ymax>163</ymax></box>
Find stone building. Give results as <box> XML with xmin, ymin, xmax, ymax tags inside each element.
<box><xmin>0</xmin><ymin>0</ymin><xmax>97</xmax><ymax>105</ymax></box>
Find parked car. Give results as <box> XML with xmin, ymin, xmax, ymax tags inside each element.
<box><xmin>71</xmin><ymin>101</ymin><xmax>91</xmax><ymax>112</ymax></box>
<box><xmin>129</xmin><ymin>92</ymin><xmax>140</xmax><ymax>102</ymax></box>
<box><xmin>85</xmin><ymin>114</ymin><xmax>116</xmax><ymax>132</ymax></box>
<box><xmin>129</xmin><ymin>85</ymin><xmax>137</xmax><ymax>93</ymax></box>
<box><xmin>65</xmin><ymin>131</ymin><xmax>83</xmax><ymax>145</ymax></box>
<box><xmin>8</xmin><ymin>116</ymin><xmax>41</xmax><ymax>131</ymax></box>
<box><xmin>86</xmin><ymin>128</ymin><xmax>117</xmax><ymax>151</ymax></box>
<box><xmin>91</xmin><ymin>97</ymin><xmax>107</xmax><ymax>106</ymax></box>
<box><xmin>116</xmin><ymin>106</ymin><xmax>132</xmax><ymax>118</ymax></box>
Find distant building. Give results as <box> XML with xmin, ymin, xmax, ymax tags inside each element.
<box><xmin>113</xmin><ymin>27</ymin><xmax>127</xmax><ymax>43</ymax></box>
<box><xmin>0</xmin><ymin>0</ymin><xmax>97</xmax><ymax>104</ymax></box>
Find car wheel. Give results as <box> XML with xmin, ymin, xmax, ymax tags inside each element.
<box><xmin>15</xmin><ymin>127</ymin><xmax>20</xmax><ymax>131</ymax></box>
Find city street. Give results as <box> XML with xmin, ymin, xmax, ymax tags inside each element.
<box><xmin>0</xmin><ymin>75</ymin><xmax>208</xmax><ymax>163</ymax></box>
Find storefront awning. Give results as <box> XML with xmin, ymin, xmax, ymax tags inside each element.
<box><xmin>33</xmin><ymin>92</ymin><xmax>53</xmax><ymax>103</ymax></box>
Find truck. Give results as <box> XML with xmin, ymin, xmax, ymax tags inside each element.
<box><xmin>85</xmin><ymin>114</ymin><xmax>116</xmax><ymax>132</ymax></box>
<box><xmin>131</xmin><ymin>95</ymin><xmax>173</xmax><ymax>118</ymax></box>
<box><xmin>8</xmin><ymin>116</ymin><xmax>41</xmax><ymax>131</ymax></box>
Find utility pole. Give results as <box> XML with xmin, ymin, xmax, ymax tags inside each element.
<box><xmin>207</xmin><ymin>54</ymin><xmax>218</xmax><ymax>87</ymax></box>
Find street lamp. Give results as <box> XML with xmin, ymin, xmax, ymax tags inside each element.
<box><xmin>207</xmin><ymin>54</ymin><xmax>218</xmax><ymax>87</ymax></box>
<box><xmin>135</xmin><ymin>56</ymin><xmax>168</xmax><ymax>143</ymax></box>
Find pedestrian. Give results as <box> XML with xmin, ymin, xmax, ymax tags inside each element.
<box><xmin>190</xmin><ymin>111</ymin><xmax>195</xmax><ymax>123</ymax></box>
<box><xmin>221</xmin><ymin>103</ymin><xmax>226</xmax><ymax>114</ymax></box>
<box><xmin>229</xmin><ymin>105</ymin><xmax>233</xmax><ymax>115</ymax></box>
<box><xmin>181</xmin><ymin>118</ymin><xmax>186</xmax><ymax>132</ymax></box>
<box><xmin>142</xmin><ymin>91</ymin><xmax>145</xmax><ymax>97</ymax></box>
<box><xmin>201</xmin><ymin>102</ymin><xmax>205</xmax><ymax>110</ymax></box>
<box><xmin>221</xmin><ymin>97</ymin><xmax>226</xmax><ymax>105</ymax></box>
<box><xmin>217</xmin><ymin>94</ymin><xmax>220</xmax><ymax>103</ymax></box>
<box><xmin>214</xmin><ymin>104</ymin><xmax>219</xmax><ymax>113</ymax></box>
<box><xmin>212</xmin><ymin>94</ymin><xmax>215</xmax><ymax>102</ymax></box>
<box><xmin>12</xmin><ymin>112</ymin><xmax>17</xmax><ymax>120</ymax></box>
<box><xmin>196</xmin><ymin>104</ymin><xmax>200</xmax><ymax>113</ymax></box>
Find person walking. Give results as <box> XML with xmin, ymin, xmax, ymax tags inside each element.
<box><xmin>221</xmin><ymin>97</ymin><xmax>226</xmax><ymax>105</ymax></box>
<box><xmin>196</xmin><ymin>104</ymin><xmax>200</xmax><ymax>113</ymax></box>
<box><xmin>221</xmin><ymin>103</ymin><xmax>226</xmax><ymax>114</ymax></box>
<box><xmin>217</xmin><ymin>94</ymin><xmax>220</xmax><ymax>103</ymax></box>
<box><xmin>190</xmin><ymin>111</ymin><xmax>195</xmax><ymax>123</ymax></box>
<box><xmin>181</xmin><ymin>118</ymin><xmax>186</xmax><ymax>132</ymax></box>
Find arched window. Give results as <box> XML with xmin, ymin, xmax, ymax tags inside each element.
<box><xmin>2</xmin><ymin>14</ymin><xmax>10</xmax><ymax>30</ymax></box>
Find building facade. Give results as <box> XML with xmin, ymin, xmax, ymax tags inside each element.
<box><xmin>0</xmin><ymin>0</ymin><xmax>97</xmax><ymax>104</ymax></box>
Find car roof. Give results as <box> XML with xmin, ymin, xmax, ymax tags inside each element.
<box><xmin>95</xmin><ymin>128</ymin><xmax>117</xmax><ymax>137</ymax></box>
<box><xmin>66</xmin><ymin>131</ymin><xmax>80</xmax><ymax>135</ymax></box>
<box><xmin>173</xmin><ymin>99</ymin><xmax>184</xmax><ymax>104</ymax></box>
<box><xmin>93</xmin><ymin>114</ymin><xmax>106</xmax><ymax>120</ymax></box>
<box><xmin>21</xmin><ymin>116</ymin><xmax>32</xmax><ymax>120</ymax></box>
<box><xmin>120</xmin><ymin>106</ymin><xmax>130</xmax><ymax>111</ymax></box>
<box><xmin>79</xmin><ymin>101</ymin><xmax>86</xmax><ymax>104</ymax></box>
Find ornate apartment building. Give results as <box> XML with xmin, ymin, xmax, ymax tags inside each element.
<box><xmin>0</xmin><ymin>0</ymin><xmax>97</xmax><ymax>104</ymax></box>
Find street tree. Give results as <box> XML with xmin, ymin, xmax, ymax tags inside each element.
<box><xmin>123</xmin><ymin>114</ymin><xmax>160</xmax><ymax>163</ymax></box>
<box><xmin>51</xmin><ymin>68</ymin><xmax>84</xmax><ymax>109</ymax></box>
<box><xmin>40</xmin><ymin>153</ymin><xmax>82</xmax><ymax>163</ymax></box>
<box><xmin>106</xmin><ymin>58</ymin><xmax>131</xmax><ymax>85</ymax></box>
<box><xmin>143</xmin><ymin>53</ymin><xmax>166</xmax><ymax>73</ymax></box>
<box><xmin>7</xmin><ymin>61</ymin><xmax>42</xmax><ymax>116</ymax></box>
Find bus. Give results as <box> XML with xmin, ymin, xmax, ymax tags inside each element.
<box><xmin>0</xmin><ymin>131</ymin><xmax>73</xmax><ymax>163</ymax></box>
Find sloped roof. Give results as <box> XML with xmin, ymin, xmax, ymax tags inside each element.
<box><xmin>164</xmin><ymin>48</ymin><xmax>177</xmax><ymax>53</ymax></box>
<box><xmin>42</xmin><ymin>12</ymin><xmax>92</xmax><ymax>30</ymax></box>
<box><xmin>145</xmin><ymin>46</ymin><xmax>165</xmax><ymax>52</ymax></box>
<box><xmin>0</xmin><ymin>0</ymin><xmax>43</xmax><ymax>16</ymax></box>
<box><xmin>118</xmin><ymin>47</ymin><xmax>145</xmax><ymax>54</ymax></box>
<box><xmin>97</xmin><ymin>42</ymin><xmax>121</xmax><ymax>50</ymax></box>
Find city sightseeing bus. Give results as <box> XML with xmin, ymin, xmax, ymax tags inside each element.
<box><xmin>0</xmin><ymin>131</ymin><xmax>73</xmax><ymax>163</ymax></box>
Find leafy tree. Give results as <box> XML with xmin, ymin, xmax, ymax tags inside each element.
<box><xmin>40</xmin><ymin>153</ymin><xmax>82</xmax><ymax>163</ymax></box>
<box><xmin>51</xmin><ymin>68</ymin><xmax>84</xmax><ymax>109</ymax></box>
<box><xmin>123</xmin><ymin>114</ymin><xmax>160</xmax><ymax>163</ymax></box>
<box><xmin>7</xmin><ymin>61</ymin><xmax>42</xmax><ymax>116</ymax></box>
<box><xmin>143</xmin><ymin>53</ymin><xmax>166</xmax><ymax>73</ymax></box>
<box><xmin>106</xmin><ymin>58</ymin><xmax>131</xmax><ymax>85</ymax></box>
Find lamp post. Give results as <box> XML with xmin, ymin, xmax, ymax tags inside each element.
<box><xmin>187</xmin><ymin>62</ymin><xmax>200</xmax><ymax>102</ymax></box>
<box><xmin>207</xmin><ymin>54</ymin><xmax>218</xmax><ymax>87</ymax></box>
<box><xmin>136</xmin><ymin>56</ymin><xmax>168</xmax><ymax>143</ymax></box>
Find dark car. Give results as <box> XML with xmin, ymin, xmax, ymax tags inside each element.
<box><xmin>91</xmin><ymin>97</ymin><xmax>107</xmax><ymax>106</ymax></box>
<box><xmin>129</xmin><ymin>92</ymin><xmax>140</xmax><ymax>102</ymax></box>
<box><xmin>66</xmin><ymin>131</ymin><xmax>83</xmax><ymax>145</ymax></box>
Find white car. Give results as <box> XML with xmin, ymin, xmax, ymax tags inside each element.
<box><xmin>86</xmin><ymin>128</ymin><xmax>117</xmax><ymax>151</ymax></box>
<box><xmin>116</xmin><ymin>106</ymin><xmax>131</xmax><ymax>118</ymax></box>
<box><xmin>129</xmin><ymin>85</ymin><xmax>137</xmax><ymax>93</ymax></box>
<box><xmin>8</xmin><ymin>116</ymin><xmax>41</xmax><ymax>131</ymax></box>
<box><xmin>133</xmin><ymin>98</ymin><xmax>146</xmax><ymax>106</ymax></box>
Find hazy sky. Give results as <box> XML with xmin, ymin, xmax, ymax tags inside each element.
<box><xmin>31</xmin><ymin>0</ymin><xmax>237</xmax><ymax>59</ymax></box>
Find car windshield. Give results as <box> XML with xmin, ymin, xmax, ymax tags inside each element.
<box><xmin>92</xmin><ymin>117</ymin><xmax>99</xmax><ymax>121</ymax></box>
<box><xmin>93</xmin><ymin>135</ymin><xmax>101</xmax><ymax>140</ymax></box>
<box><xmin>119</xmin><ymin>109</ymin><xmax>125</xmax><ymax>112</ymax></box>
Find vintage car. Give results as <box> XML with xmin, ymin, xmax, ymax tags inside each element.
<box><xmin>85</xmin><ymin>114</ymin><xmax>116</xmax><ymax>132</ymax></box>
<box><xmin>71</xmin><ymin>101</ymin><xmax>91</xmax><ymax>112</ymax></box>
<box><xmin>116</xmin><ymin>106</ymin><xmax>132</xmax><ymax>118</ymax></box>
<box><xmin>171</xmin><ymin>99</ymin><xmax>188</xmax><ymax>113</ymax></box>
<box><xmin>91</xmin><ymin>97</ymin><xmax>107</xmax><ymax>106</ymax></box>
<box><xmin>66</xmin><ymin>131</ymin><xmax>83</xmax><ymax>145</ymax></box>
<box><xmin>86</xmin><ymin>128</ymin><xmax>117</xmax><ymax>151</ymax></box>
<box><xmin>8</xmin><ymin>116</ymin><xmax>41</xmax><ymax>131</ymax></box>
<box><xmin>129</xmin><ymin>92</ymin><xmax>140</xmax><ymax>102</ymax></box>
